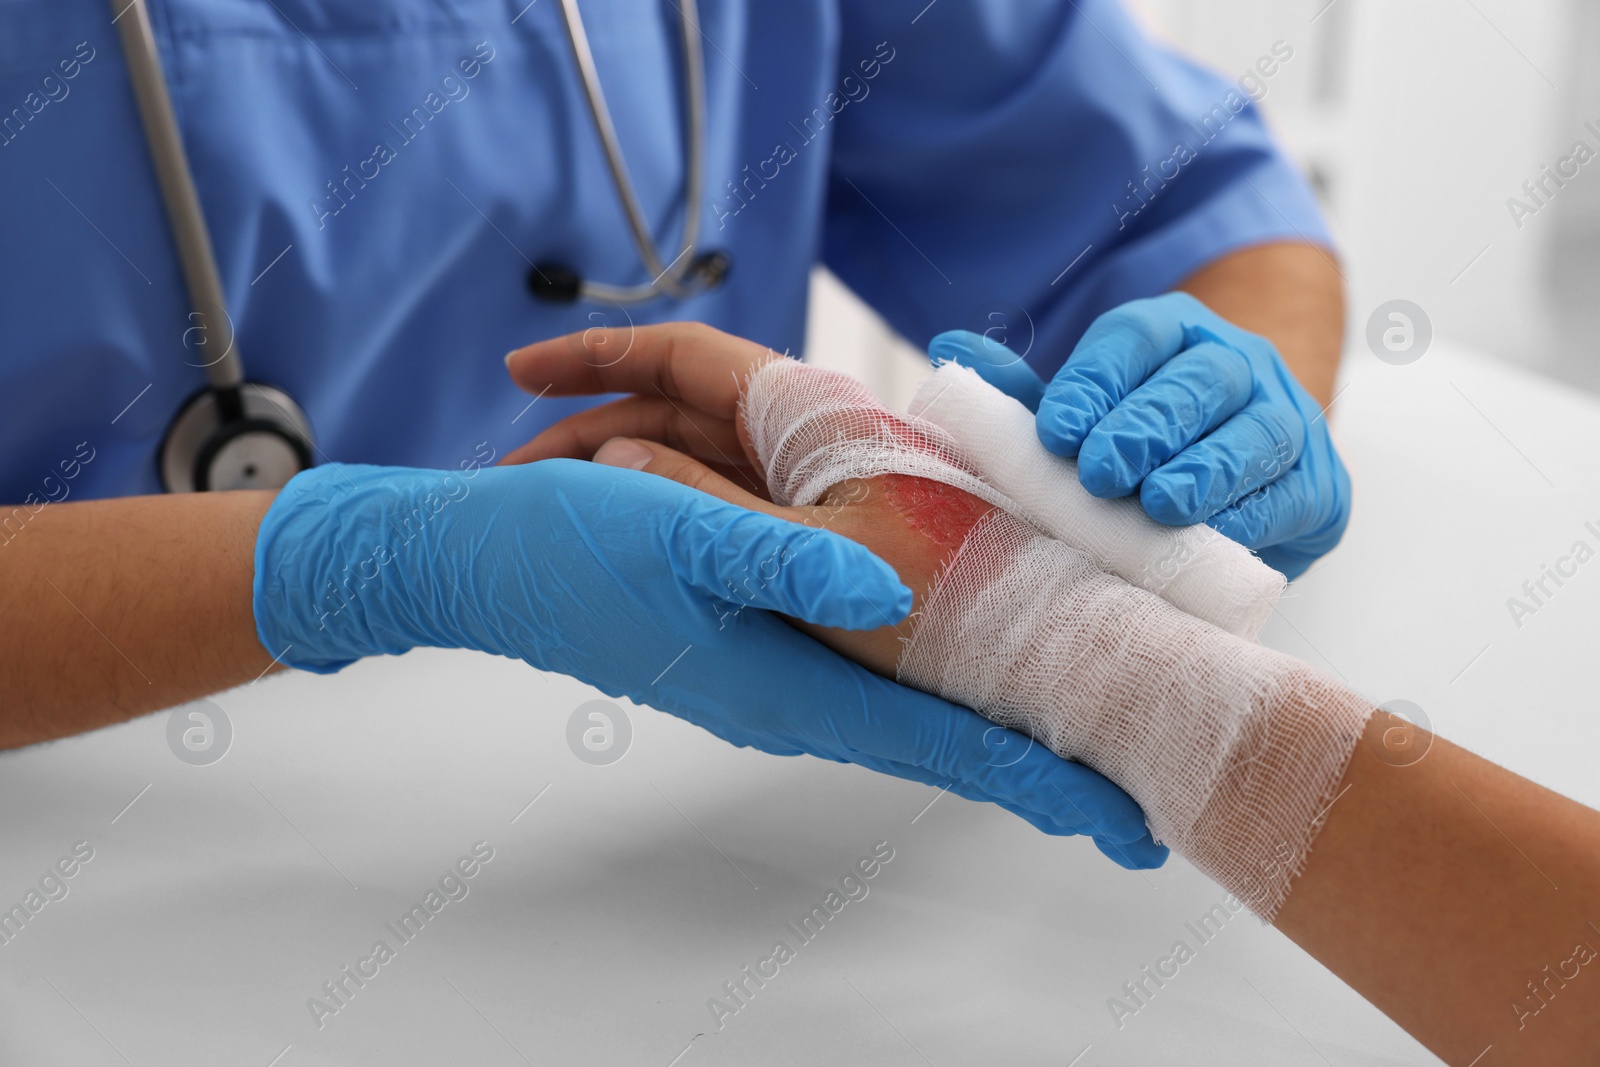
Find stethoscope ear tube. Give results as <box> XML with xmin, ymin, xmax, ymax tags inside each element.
<box><xmin>535</xmin><ymin>0</ymin><xmax>727</xmax><ymax>306</ymax></box>
<box><xmin>111</xmin><ymin>0</ymin><xmax>243</xmax><ymax>391</ymax></box>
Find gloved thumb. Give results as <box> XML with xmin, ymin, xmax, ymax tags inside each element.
<box><xmin>928</xmin><ymin>330</ymin><xmax>1046</xmax><ymax>412</ymax></box>
<box><xmin>593</xmin><ymin>436</ymin><xmax>912</xmax><ymax>631</ymax></box>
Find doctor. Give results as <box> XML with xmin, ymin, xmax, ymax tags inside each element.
<box><xmin>0</xmin><ymin>0</ymin><xmax>1347</xmax><ymax>867</ymax></box>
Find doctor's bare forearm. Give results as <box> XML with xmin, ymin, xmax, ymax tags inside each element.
<box><xmin>0</xmin><ymin>492</ymin><xmax>281</xmax><ymax>747</ymax></box>
<box><xmin>1176</xmin><ymin>241</ymin><xmax>1345</xmax><ymax>407</ymax></box>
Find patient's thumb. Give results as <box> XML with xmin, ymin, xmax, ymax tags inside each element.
<box><xmin>593</xmin><ymin>437</ymin><xmax>781</xmax><ymax>517</ymax></box>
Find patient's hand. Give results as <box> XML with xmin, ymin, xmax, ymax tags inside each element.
<box><xmin>504</xmin><ymin>322</ymin><xmax>995</xmax><ymax>677</ymax></box>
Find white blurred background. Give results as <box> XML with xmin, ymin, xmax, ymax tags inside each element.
<box><xmin>807</xmin><ymin>0</ymin><xmax>1600</xmax><ymax>403</ymax></box>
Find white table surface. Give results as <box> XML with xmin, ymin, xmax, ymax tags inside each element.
<box><xmin>4</xmin><ymin>342</ymin><xmax>1598</xmax><ymax>1067</ymax></box>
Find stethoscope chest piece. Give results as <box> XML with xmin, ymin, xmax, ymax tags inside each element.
<box><xmin>160</xmin><ymin>383</ymin><xmax>314</xmax><ymax>493</ymax></box>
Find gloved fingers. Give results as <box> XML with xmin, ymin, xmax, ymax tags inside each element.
<box><xmin>719</xmin><ymin>646</ymin><xmax>1148</xmax><ymax>842</ymax></box>
<box><xmin>659</xmin><ymin>715</ymin><xmax>1092</xmax><ymax>839</ymax></box>
<box><xmin>654</xmin><ymin>615</ymin><xmax>1148</xmax><ymax>847</ymax></box>
<box><xmin>500</xmin><ymin>394</ymin><xmax>750</xmax><ymax>475</ymax></box>
<box><xmin>1206</xmin><ymin>459</ymin><xmax>1349</xmax><ymax>579</ymax></box>
<box><xmin>994</xmin><ymin>797</ymin><xmax>1089</xmax><ymax>838</ymax></box>
<box><xmin>866</xmin><ymin>758</ymin><xmax>1094</xmax><ymax>837</ymax></box>
<box><xmin>985</xmin><ymin>793</ymin><xmax>1113</xmax><ymax>844</ymax></box>
<box><xmin>1094</xmin><ymin>832</ymin><xmax>1170</xmax><ymax>871</ymax></box>
<box><xmin>676</xmin><ymin>714</ymin><xmax>809</xmax><ymax>758</ymax></box>
<box><xmin>1203</xmin><ymin>462</ymin><xmax>1306</xmax><ymax>551</ymax></box>
<box><xmin>984</xmin><ymin>773</ymin><xmax>1149</xmax><ymax>842</ymax></box>
<box><xmin>1036</xmin><ymin>294</ymin><xmax>1193</xmax><ymax>456</ymax></box>
<box><xmin>1033</xmin><ymin>762</ymin><xmax>1156</xmax><ymax>845</ymax></box>
<box><xmin>832</xmin><ymin>758</ymin><xmax>1154</xmax><ymax>851</ymax></box>
<box><xmin>899</xmin><ymin>702</ymin><xmax>1154</xmax><ymax>844</ymax></box>
<box><xmin>927</xmin><ymin>329</ymin><xmax>1046</xmax><ymax>411</ymax></box>
<box><xmin>1075</xmin><ymin>342</ymin><xmax>1253</xmax><ymax>498</ymax></box>
<box><xmin>633</xmin><ymin>685</ymin><xmax>1161</xmax><ymax>853</ymax></box>
<box><xmin>601</xmin><ymin>450</ymin><xmax>912</xmax><ymax>631</ymax></box>
<box><xmin>847</xmin><ymin>751</ymin><xmax>1128</xmax><ymax>840</ymax></box>
<box><xmin>1137</xmin><ymin>402</ymin><xmax>1304</xmax><ymax>525</ymax></box>
<box><xmin>504</xmin><ymin>321</ymin><xmax>773</xmax><ymax>418</ymax></box>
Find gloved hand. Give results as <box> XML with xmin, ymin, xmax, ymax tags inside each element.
<box><xmin>253</xmin><ymin>459</ymin><xmax>1165</xmax><ymax>867</ymax></box>
<box><xmin>930</xmin><ymin>292</ymin><xmax>1350</xmax><ymax>578</ymax></box>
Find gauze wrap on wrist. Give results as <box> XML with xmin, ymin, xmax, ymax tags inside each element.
<box><xmin>908</xmin><ymin>364</ymin><xmax>1285</xmax><ymax>639</ymax></box>
<box><xmin>896</xmin><ymin>507</ymin><xmax>1372</xmax><ymax>918</ymax></box>
<box><xmin>743</xmin><ymin>359</ymin><xmax>1282</xmax><ymax>639</ymax></box>
<box><xmin>742</xmin><ymin>358</ymin><xmax>1371</xmax><ymax>919</ymax></box>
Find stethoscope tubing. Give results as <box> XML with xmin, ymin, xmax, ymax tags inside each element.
<box><xmin>111</xmin><ymin>0</ymin><xmax>714</xmax><ymax>431</ymax></box>
<box><xmin>109</xmin><ymin>0</ymin><xmax>245</xmax><ymax>393</ymax></box>
<box><xmin>553</xmin><ymin>0</ymin><xmax>708</xmax><ymax>304</ymax></box>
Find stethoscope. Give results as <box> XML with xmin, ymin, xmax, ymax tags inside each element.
<box><xmin>111</xmin><ymin>0</ymin><xmax>727</xmax><ymax>493</ymax></box>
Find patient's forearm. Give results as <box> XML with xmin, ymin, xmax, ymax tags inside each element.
<box><xmin>520</xmin><ymin>322</ymin><xmax>1599</xmax><ymax>1062</ymax></box>
<box><xmin>797</xmin><ymin>477</ymin><xmax>1600</xmax><ymax>1065</ymax></box>
<box><xmin>1277</xmin><ymin>715</ymin><xmax>1600</xmax><ymax>1065</ymax></box>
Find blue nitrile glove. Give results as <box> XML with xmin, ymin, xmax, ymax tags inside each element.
<box><xmin>930</xmin><ymin>292</ymin><xmax>1350</xmax><ymax>578</ymax></box>
<box><xmin>253</xmin><ymin>461</ymin><xmax>1165</xmax><ymax>868</ymax></box>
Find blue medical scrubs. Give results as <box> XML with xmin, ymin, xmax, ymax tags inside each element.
<box><xmin>0</xmin><ymin>0</ymin><xmax>1327</xmax><ymax>503</ymax></box>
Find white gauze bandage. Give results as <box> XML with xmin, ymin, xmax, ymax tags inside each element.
<box><xmin>744</xmin><ymin>358</ymin><xmax>1280</xmax><ymax>639</ymax></box>
<box><xmin>909</xmin><ymin>363</ymin><xmax>1284</xmax><ymax>638</ymax></box>
<box><xmin>741</xmin><ymin>358</ymin><xmax>1372</xmax><ymax>919</ymax></box>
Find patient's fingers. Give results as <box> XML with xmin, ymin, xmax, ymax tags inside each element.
<box><xmin>505</xmin><ymin>322</ymin><xmax>776</xmax><ymax>418</ymax></box>
<box><xmin>594</xmin><ymin>438</ymin><xmax>785</xmax><ymax>518</ymax></box>
<box><xmin>500</xmin><ymin>395</ymin><xmax>747</xmax><ymax>470</ymax></box>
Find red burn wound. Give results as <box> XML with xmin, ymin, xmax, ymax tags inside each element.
<box><xmin>875</xmin><ymin>473</ymin><xmax>995</xmax><ymax>553</ymax></box>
